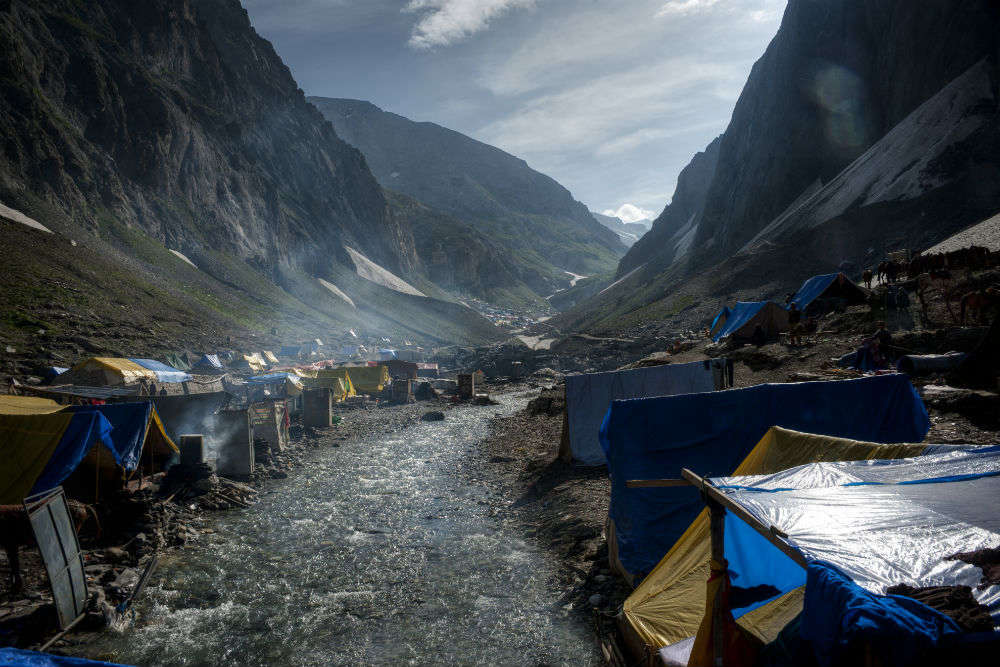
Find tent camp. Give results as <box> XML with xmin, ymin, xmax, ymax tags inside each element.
<box><xmin>562</xmin><ymin>361</ymin><xmax>730</xmax><ymax>466</ymax></box>
<box><xmin>789</xmin><ymin>272</ymin><xmax>867</xmax><ymax>314</ymax></box>
<box><xmin>67</xmin><ymin>358</ymin><xmax>192</xmax><ymax>385</ymax></box>
<box><xmin>191</xmin><ymin>354</ymin><xmax>225</xmax><ymax>374</ymax></box>
<box><xmin>681</xmin><ymin>446</ymin><xmax>1000</xmax><ymax>667</ymax></box>
<box><xmin>709</xmin><ymin>307</ymin><xmax>731</xmax><ymax>338</ymax></box>
<box><xmin>293</xmin><ymin>368</ymin><xmax>357</xmax><ymax>398</ymax></box>
<box><xmin>711</xmin><ymin>302</ymin><xmax>789</xmax><ymax>342</ymax></box>
<box><xmin>598</xmin><ymin>374</ymin><xmax>930</xmax><ymax>582</ymax></box>
<box><xmin>621</xmin><ymin>426</ymin><xmax>954</xmax><ymax>660</ymax></box>
<box><xmin>342</xmin><ymin>365</ymin><xmax>390</xmax><ymax>394</ymax></box>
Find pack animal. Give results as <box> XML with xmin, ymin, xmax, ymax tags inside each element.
<box><xmin>961</xmin><ymin>288</ymin><xmax>1000</xmax><ymax>325</ymax></box>
<box><xmin>1</xmin><ymin>500</ymin><xmax>100</xmax><ymax>593</ymax></box>
<box><xmin>862</xmin><ymin>269</ymin><xmax>873</xmax><ymax>289</ymax></box>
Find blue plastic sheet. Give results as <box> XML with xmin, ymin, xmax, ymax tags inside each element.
<box><xmin>710</xmin><ymin>306</ymin><xmax>731</xmax><ymax>333</ymax></box>
<box><xmin>0</xmin><ymin>648</ymin><xmax>131</xmax><ymax>666</ymax></box>
<box><xmin>30</xmin><ymin>412</ymin><xmax>114</xmax><ymax>495</ymax></box>
<box><xmin>128</xmin><ymin>358</ymin><xmax>191</xmax><ymax>383</ymax></box>
<box><xmin>191</xmin><ymin>354</ymin><xmax>223</xmax><ymax>371</ymax></box>
<box><xmin>801</xmin><ymin>562</ymin><xmax>961</xmax><ymax>667</ymax></box>
<box><xmin>598</xmin><ymin>374</ymin><xmax>931</xmax><ymax>579</ymax></box>
<box><xmin>711</xmin><ymin>301</ymin><xmax>788</xmax><ymax>342</ymax></box>
<box><xmin>63</xmin><ymin>403</ymin><xmax>157</xmax><ymax>471</ymax></box>
<box><xmin>789</xmin><ymin>274</ymin><xmax>839</xmax><ymax>310</ymax></box>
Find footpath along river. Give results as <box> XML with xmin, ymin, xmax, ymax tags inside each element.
<box><xmin>98</xmin><ymin>392</ymin><xmax>600</xmax><ymax>666</ymax></box>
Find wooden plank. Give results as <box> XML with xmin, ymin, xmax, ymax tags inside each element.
<box><xmin>681</xmin><ymin>468</ymin><xmax>808</xmax><ymax>569</ymax></box>
<box><xmin>625</xmin><ymin>478</ymin><xmax>690</xmax><ymax>488</ymax></box>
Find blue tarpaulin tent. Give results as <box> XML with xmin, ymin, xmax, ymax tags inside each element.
<box><xmin>191</xmin><ymin>354</ymin><xmax>224</xmax><ymax>373</ymax></box>
<box><xmin>0</xmin><ymin>647</ymin><xmax>132</xmax><ymax>666</ymax></box>
<box><xmin>709</xmin><ymin>306</ymin><xmax>731</xmax><ymax>337</ymax></box>
<box><xmin>27</xmin><ymin>412</ymin><xmax>114</xmax><ymax>498</ymax></box>
<box><xmin>63</xmin><ymin>403</ymin><xmax>176</xmax><ymax>471</ymax></box>
<box><xmin>598</xmin><ymin>374</ymin><xmax>931</xmax><ymax>579</ymax></box>
<box><xmin>790</xmin><ymin>272</ymin><xmax>867</xmax><ymax>313</ymax></box>
<box><xmin>711</xmin><ymin>301</ymin><xmax>789</xmax><ymax>342</ymax></box>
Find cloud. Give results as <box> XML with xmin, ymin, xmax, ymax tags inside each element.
<box><xmin>603</xmin><ymin>204</ymin><xmax>656</xmax><ymax>223</ymax></box>
<box><xmin>656</xmin><ymin>0</ymin><xmax>721</xmax><ymax>16</ymax></box>
<box><xmin>404</xmin><ymin>0</ymin><xmax>537</xmax><ymax>49</ymax></box>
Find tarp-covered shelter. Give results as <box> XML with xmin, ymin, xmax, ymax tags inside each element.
<box><xmin>43</xmin><ymin>367</ymin><xmax>69</xmax><ymax>384</ymax></box>
<box><xmin>622</xmin><ymin>426</ymin><xmax>949</xmax><ymax>658</ymax></box>
<box><xmin>416</xmin><ymin>362</ymin><xmax>439</xmax><ymax>378</ymax></box>
<box><xmin>263</xmin><ymin>350</ymin><xmax>279</xmax><ymax>365</ymax></box>
<box><xmin>0</xmin><ymin>647</ymin><xmax>132</xmax><ymax>666</ymax></box>
<box><xmin>709</xmin><ymin>306</ymin><xmax>731</xmax><ymax>338</ymax></box>
<box><xmin>233</xmin><ymin>353</ymin><xmax>267</xmax><ymax>373</ymax></box>
<box><xmin>789</xmin><ymin>272</ymin><xmax>868</xmax><ymax>314</ymax></box>
<box><xmin>598</xmin><ymin>374</ymin><xmax>930</xmax><ymax>582</ymax></box>
<box><xmin>377</xmin><ymin>348</ymin><xmax>397</xmax><ymax>361</ymax></box>
<box><xmin>69</xmin><ymin>358</ymin><xmax>192</xmax><ymax>385</ymax></box>
<box><xmin>0</xmin><ymin>411</ymin><xmax>112</xmax><ymax>503</ymax></box>
<box><xmin>0</xmin><ymin>395</ymin><xmax>65</xmax><ymax>415</ymax></box>
<box><xmin>687</xmin><ymin>446</ymin><xmax>1000</xmax><ymax>667</ymax></box>
<box><xmin>342</xmin><ymin>365</ymin><xmax>390</xmax><ymax>394</ymax></box>
<box><xmin>293</xmin><ymin>368</ymin><xmax>356</xmax><ymax>398</ymax></box>
<box><xmin>60</xmin><ymin>403</ymin><xmax>179</xmax><ymax>499</ymax></box>
<box><xmin>384</xmin><ymin>360</ymin><xmax>418</xmax><ymax>380</ymax></box>
<box><xmin>190</xmin><ymin>354</ymin><xmax>225</xmax><ymax>374</ymax></box>
<box><xmin>711</xmin><ymin>301</ymin><xmax>789</xmax><ymax>342</ymax></box>
<box><xmin>562</xmin><ymin>361</ymin><xmax>729</xmax><ymax>466</ymax></box>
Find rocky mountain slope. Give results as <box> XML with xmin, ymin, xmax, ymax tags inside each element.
<box><xmin>557</xmin><ymin>0</ymin><xmax>1000</xmax><ymax>334</ymax></box>
<box><xmin>0</xmin><ymin>0</ymin><xmax>501</xmax><ymax>348</ymax></box>
<box><xmin>591</xmin><ymin>212</ymin><xmax>651</xmax><ymax>248</ymax></box>
<box><xmin>309</xmin><ymin>98</ymin><xmax>626</xmax><ymax>298</ymax></box>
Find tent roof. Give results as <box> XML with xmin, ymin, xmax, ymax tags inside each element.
<box><xmin>0</xmin><ymin>395</ymin><xmax>64</xmax><ymax>415</ymax></box>
<box><xmin>712</xmin><ymin>301</ymin><xmax>788</xmax><ymax>342</ymax></box>
<box><xmin>790</xmin><ymin>272</ymin><xmax>866</xmax><ymax>311</ymax></box>
<box><xmin>707</xmin><ymin>445</ymin><xmax>1000</xmax><ymax>629</ymax></box>
<box><xmin>65</xmin><ymin>402</ymin><xmax>178</xmax><ymax>470</ymax></box>
<box><xmin>623</xmin><ymin>426</ymin><xmax>947</xmax><ymax>649</ymax></box>
<box><xmin>598</xmin><ymin>374</ymin><xmax>931</xmax><ymax>581</ymax></box>
<box><xmin>71</xmin><ymin>358</ymin><xmax>191</xmax><ymax>384</ymax></box>
<box><xmin>192</xmin><ymin>354</ymin><xmax>224</xmax><ymax>369</ymax></box>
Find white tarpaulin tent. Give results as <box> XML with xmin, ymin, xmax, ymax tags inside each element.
<box><xmin>561</xmin><ymin>360</ymin><xmax>729</xmax><ymax>466</ymax></box>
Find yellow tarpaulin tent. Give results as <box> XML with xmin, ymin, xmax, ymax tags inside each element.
<box><xmin>622</xmin><ymin>427</ymin><xmax>932</xmax><ymax>654</ymax></box>
<box><xmin>342</xmin><ymin>365</ymin><xmax>389</xmax><ymax>394</ymax></box>
<box><xmin>243</xmin><ymin>353</ymin><xmax>266</xmax><ymax>373</ymax></box>
<box><xmin>72</xmin><ymin>357</ymin><xmax>159</xmax><ymax>385</ymax></box>
<box><xmin>294</xmin><ymin>368</ymin><xmax>356</xmax><ymax>398</ymax></box>
<box><xmin>0</xmin><ymin>412</ymin><xmax>74</xmax><ymax>503</ymax></box>
<box><xmin>295</xmin><ymin>375</ymin><xmax>350</xmax><ymax>401</ymax></box>
<box><xmin>263</xmin><ymin>350</ymin><xmax>279</xmax><ymax>364</ymax></box>
<box><xmin>0</xmin><ymin>395</ymin><xmax>64</xmax><ymax>415</ymax></box>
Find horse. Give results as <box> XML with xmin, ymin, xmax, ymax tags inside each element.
<box><xmin>862</xmin><ymin>269</ymin><xmax>873</xmax><ymax>289</ymax></box>
<box><xmin>961</xmin><ymin>287</ymin><xmax>1000</xmax><ymax>325</ymax></box>
<box><xmin>1</xmin><ymin>499</ymin><xmax>100</xmax><ymax>593</ymax></box>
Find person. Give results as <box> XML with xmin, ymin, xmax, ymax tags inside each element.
<box><xmin>788</xmin><ymin>302</ymin><xmax>803</xmax><ymax>346</ymax></box>
<box><xmin>852</xmin><ymin>321</ymin><xmax>892</xmax><ymax>370</ymax></box>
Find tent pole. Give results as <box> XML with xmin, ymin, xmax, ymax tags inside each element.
<box><xmin>681</xmin><ymin>468</ymin><xmax>808</xmax><ymax>569</ymax></box>
<box><xmin>708</xmin><ymin>493</ymin><xmax>725</xmax><ymax>666</ymax></box>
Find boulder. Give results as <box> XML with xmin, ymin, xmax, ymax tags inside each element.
<box><xmin>421</xmin><ymin>411</ymin><xmax>446</xmax><ymax>422</ymax></box>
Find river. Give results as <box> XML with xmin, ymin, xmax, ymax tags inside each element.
<box><xmin>97</xmin><ymin>392</ymin><xmax>600</xmax><ymax>666</ymax></box>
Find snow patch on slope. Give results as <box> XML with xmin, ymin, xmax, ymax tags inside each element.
<box><xmin>344</xmin><ymin>246</ymin><xmax>426</xmax><ymax>297</ymax></box>
<box><xmin>169</xmin><ymin>249</ymin><xmax>197</xmax><ymax>268</ymax></box>
<box><xmin>0</xmin><ymin>201</ymin><xmax>51</xmax><ymax>233</ymax></box>
<box><xmin>318</xmin><ymin>278</ymin><xmax>357</xmax><ymax>308</ymax></box>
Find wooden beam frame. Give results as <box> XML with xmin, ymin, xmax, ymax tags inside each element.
<box><xmin>681</xmin><ymin>468</ymin><xmax>808</xmax><ymax>569</ymax></box>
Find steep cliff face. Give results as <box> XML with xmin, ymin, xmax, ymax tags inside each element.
<box><xmin>557</xmin><ymin>0</ymin><xmax>1000</xmax><ymax>334</ymax></box>
<box><xmin>309</xmin><ymin>97</ymin><xmax>626</xmax><ymax>295</ymax></box>
<box><xmin>0</xmin><ymin>0</ymin><xmax>413</xmax><ymax>278</ymax></box>
<box><xmin>617</xmin><ymin>136</ymin><xmax>720</xmax><ymax>276</ymax></box>
<box><xmin>693</xmin><ymin>0</ymin><xmax>1000</xmax><ymax>259</ymax></box>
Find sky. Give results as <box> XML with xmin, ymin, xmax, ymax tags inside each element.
<box><xmin>242</xmin><ymin>0</ymin><xmax>786</xmax><ymax>223</ymax></box>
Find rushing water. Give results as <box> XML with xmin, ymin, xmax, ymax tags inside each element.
<box><xmin>99</xmin><ymin>393</ymin><xmax>600</xmax><ymax>666</ymax></box>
